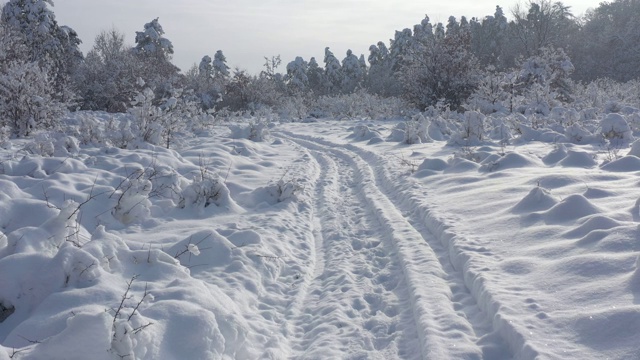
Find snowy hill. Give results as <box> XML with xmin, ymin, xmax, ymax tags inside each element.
<box><xmin>1</xmin><ymin>111</ymin><xmax>640</xmax><ymax>359</ymax></box>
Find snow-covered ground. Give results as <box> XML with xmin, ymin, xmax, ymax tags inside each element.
<box><xmin>1</xmin><ymin>112</ymin><xmax>640</xmax><ymax>359</ymax></box>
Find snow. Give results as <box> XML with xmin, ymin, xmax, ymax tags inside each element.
<box><xmin>2</xmin><ymin>111</ymin><xmax>640</xmax><ymax>359</ymax></box>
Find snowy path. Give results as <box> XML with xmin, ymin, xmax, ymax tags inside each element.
<box><xmin>285</xmin><ymin>149</ymin><xmax>420</xmax><ymax>359</ymax></box>
<box><xmin>277</xmin><ymin>131</ymin><xmax>512</xmax><ymax>359</ymax></box>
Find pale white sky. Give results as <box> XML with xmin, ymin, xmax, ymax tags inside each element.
<box><xmin>36</xmin><ymin>1</ymin><xmax>601</xmax><ymax>73</ymax></box>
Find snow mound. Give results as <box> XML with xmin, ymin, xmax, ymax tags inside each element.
<box><xmin>562</xmin><ymin>215</ymin><xmax>622</xmax><ymax>239</ymax></box>
<box><xmin>627</xmin><ymin>140</ymin><xmax>640</xmax><ymax>157</ymax></box>
<box><xmin>583</xmin><ymin>187</ymin><xmax>615</xmax><ymax>199</ymax></box>
<box><xmin>418</xmin><ymin>158</ymin><xmax>448</xmax><ymax>172</ymax></box>
<box><xmin>542</xmin><ymin>144</ymin><xmax>567</xmax><ymax>165</ymax></box>
<box><xmin>541</xmin><ymin>194</ymin><xmax>601</xmax><ymax>224</ymax></box>
<box><xmin>444</xmin><ymin>157</ymin><xmax>480</xmax><ymax>173</ymax></box>
<box><xmin>600</xmin><ymin>156</ymin><xmax>640</xmax><ymax>172</ymax></box>
<box><xmin>480</xmin><ymin>152</ymin><xmax>540</xmax><ymax>172</ymax></box>
<box><xmin>349</xmin><ymin>124</ymin><xmax>382</xmax><ymax>141</ymax></box>
<box><xmin>557</xmin><ymin>150</ymin><xmax>597</xmax><ymax>168</ymax></box>
<box><xmin>512</xmin><ymin>187</ymin><xmax>558</xmax><ymax>213</ymax></box>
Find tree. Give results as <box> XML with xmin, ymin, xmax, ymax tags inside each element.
<box><xmin>75</xmin><ymin>28</ymin><xmax>140</xmax><ymax>112</ymax></box>
<box><xmin>517</xmin><ymin>46</ymin><xmax>575</xmax><ymax>103</ymax></box>
<box><xmin>509</xmin><ymin>0</ymin><xmax>577</xmax><ymax>58</ymax></box>
<box><xmin>0</xmin><ymin>60</ymin><xmax>66</xmax><ymax>136</ymax></box>
<box><xmin>402</xmin><ymin>19</ymin><xmax>480</xmax><ymax>110</ymax></box>
<box><xmin>469</xmin><ymin>6</ymin><xmax>510</xmax><ymax>69</ymax></box>
<box><xmin>199</xmin><ymin>55</ymin><xmax>213</xmax><ymax>78</ymax></box>
<box><xmin>323</xmin><ymin>47</ymin><xmax>342</xmax><ymax>95</ymax></box>
<box><xmin>341</xmin><ymin>49</ymin><xmax>365</xmax><ymax>93</ymax></box>
<box><xmin>285</xmin><ymin>56</ymin><xmax>309</xmax><ymax>94</ymax></box>
<box><xmin>212</xmin><ymin>50</ymin><xmax>230</xmax><ymax>79</ymax></box>
<box><xmin>570</xmin><ymin>0</ymin><xmax>640</xmax><ymax>81</ymax></box>
<box><xmin>1</xmin><ymin>0</ymin><xmax>82</xmax><ymax>100</ymax></box>
<box><xmin>307</xmin><ymin>57</ymin><xmax>325</xmax><ymax>95</ymax></box>
<box><xmin>133</xmin><ymin>18</ymin><xmax>181</xmax><ymax>99</ymax></box>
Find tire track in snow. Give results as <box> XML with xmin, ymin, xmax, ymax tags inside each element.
<box><xmin>283</xmin><ymin>145</ymin><xmax>421</xmax><ymax>359</ymax></box>
<box><xmin>278</xmin><ymin>132</ymin><xmax>497</xmax><ymax>359</ymax></box>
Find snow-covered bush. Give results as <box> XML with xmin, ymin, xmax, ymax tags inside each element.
<box><xmin>0</xmin><ymin>61</ymin><xmax>67</xmax><ymax>136</ymax></box>
<box><xmin>111</xmin><ymin>170</ymin><xmax>152</xmax><ymax>225</ymax></box>
<box><xmin>310</xmin><ymin>91</ymin><xmax>411</xmax><ymax>120</ymax></box>
<box><xmin>449</xmin><ymin>111</ymin><xmax>486</xmax><ymax>145</ymax></box>
<box><xmin>599</xmin><ymin>113</ymin><xmax>633</xmax><ymax>144</ymax></box>
<box><xmin>229</xmin><ymin>120</ymin><xmax>270</xmax><ymax>142</ymax></box>
<box><xmin>518</xmin><ymin>47</ymin><xmax>575</xmax><ymax>102</ymax></box>
<box><xmin>128</xmin><ymin>86</ymin><xmax>165</xmax><ymax>146</ymax></box>
<box><xmin>179</xmin><ymin>165</ymin><xmax>235</xmax><ymax>211</ymax></box>
<box><xmin>24</xmin><ymin>132</ymin><xmax>80</xmax><ymax>157</ymax></box>
<box><xmin>127</xmin><ymin>83</ymin><xmax>208</xmax><ymax>148</ymax></box>
<box><xmin>277</xmin><ymin>94</ymin><xmax>309</xmax><ymax>121</ymax></box>
<box><xmin>488</xmin><ymin>116</ymin><xmax>513</xmax><ymax>144</ymax></box>
<box><xmin>403</xmin><ymin>114</ymin><xmax>432</xmax><ymax>144</ymax></box>
<box><xmin>351</xmin><ymin>124</ymin><xmax>382</xmax><ymax>141</ymax></box>
<box><xmin>268</xmin><ymin>178</ymin><xmax>303</xmax><ymax>203</ymax></box>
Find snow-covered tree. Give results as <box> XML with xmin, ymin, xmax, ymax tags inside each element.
<box><xmin>307</xmin><ymin>57</ymin><xmax>325</xmax><ymax>95</ymax></box>
<box><xmin>469</xmin><ymin>6</ymin><xmax>510</xmax><ymax>69</ymax></box>
<box><xmin>75</xmin><ymin>28</ymin><xmax>140</xmax><ymax>112</ymax></box>
<box><xmin>212</xmin><ymin>50</ymin><xmax>230</xmax><ymax>78</ymax></box>
<box><xmin>402</xmin><ymin>19</ymin><xmax>480</xmax><ymax>110</ymax></box>
<box><xmin>446</xmin><ymin>16</ymin><xmax>460</xmax><ymax>36</ymax></box>
<box><xmin>341</xmin><ymin>49</ymin><xmax>365</xmax><ymax>93</ymax></box>
<box><xmin>509</xmin><ymin>0</ymin><xmax>576</xmax><ymax>58</ymax></box>
<box><xmin>570</xmin><ymin>0</ymin><xmax>640</xmax><ymax>82</ymax></box>
<box><xmin>134</xmin><ymin>17</ymin><xmax>173</xmax><ymax>60</ymax></box>
<box><xmin>133</xmin><ymin>18</ymin><xmax>180</xmax><ymax>99</ymax></box>
<box><xmin>517</xmin><ymin>46</ymin><xmax>575</xmax><ymax>103</ymax></box>
<box><xmin>366</xmin><ymin>41</ymin><xmax>400</xmax><ymax>97</ymax></box>
<box><xmin>199</xmin><ymin>55</ymin><xmax>213</xmax><ymax>78</ymax></box>
<box><xmin>323</xmin><ymin>47</ymin><xmax>342</xmax><ymax>95</ymax></box>
<box><xmin>0</xmin><ymin>61</ymin><xmax>66</xmax><ymax>136</ymax></box>
<box><xmin>285</xmin><ymin>56</ymin><xmax>309</xmax><ymax>94</ymax></box>
<box><xmin>1</xmin><ymin>0</ymin><xmax>82</xmax><ymax>100</ymax></box>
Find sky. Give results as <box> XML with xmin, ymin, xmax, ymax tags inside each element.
<box><xmin>29</xmin><ymin>1</ymin><xmax>602</xmax><ymax>74</ymax></box>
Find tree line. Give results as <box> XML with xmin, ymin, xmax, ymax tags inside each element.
<box><xmin>1</xmin><ymin>0</ymin><xmax>640</xmax><ymax>137</ymax></box>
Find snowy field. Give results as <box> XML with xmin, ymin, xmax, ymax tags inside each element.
<box><xmin>1</xmin><ymin>110</ymin><xmax>640</xmax><ymax>359</ymax></box>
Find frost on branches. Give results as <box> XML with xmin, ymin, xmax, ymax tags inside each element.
<box><xmin>0</xmin><ymin>61</ymin><xmax>66</xmax><ymax>137</ymax></box>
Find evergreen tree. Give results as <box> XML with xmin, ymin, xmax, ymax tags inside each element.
<box><xmin>323</xmin><ymin>47</ymin><xmax>342</xmax><ymax>95</ymax></box>
<box><xmin>307</xmin><ymin>57</ymin><xmax>325</xmax><ymax>96</ymax></box>
<box><xmin>199</xmin><ymin>55</ymin><xmax>212</xmax><ymax>78</ymax></box>
<box><xmin>212</xmin><ymin>50</ymin><xmax>230</xmax><ymax>78</ymax></box>
<box><xmin>133</xmin><ymin>17</ymin><xmax>180</xmax><ymax>99</ymax></box>
<box><xmin>341</xmin><ymin>49</ymin><xmax>364</xmax><ymax>93</ymax></box>
<box><xmin>285</xmin><ymin>56</ymin><xmax>309</xmax><ymax>94</ymax></box>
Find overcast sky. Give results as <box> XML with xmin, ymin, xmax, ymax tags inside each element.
<box><xmin>44</xmin><ymin>1</ymin><xmax>601</xmax><ymax>74</ymax></box>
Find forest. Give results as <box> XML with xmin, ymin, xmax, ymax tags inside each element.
<box><xmin>0</xmin><ymin>0</ymin><xmax>639</xmax><ymax>142</ymax></box>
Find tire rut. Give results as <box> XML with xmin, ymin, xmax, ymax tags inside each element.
<box><xmin>277</xmin><ymin>132</ymin><xmax>499</xmax><ymax>359</ymax></box>
<box><xmin>285</xmin><ymin>147</ymin><xmax>421</xmax><ymax>359</ymax></box>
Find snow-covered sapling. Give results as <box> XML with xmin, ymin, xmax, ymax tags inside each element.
<box><xmin>174</xmin><ymin>233</ymin><xmax>210</xmax><ymax>261</ymax></box>
<box><xmin>110</xmin><ymin>275</ymin><xmax>153</xmax><ymax>358</ymax></box>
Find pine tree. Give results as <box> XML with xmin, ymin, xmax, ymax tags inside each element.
<box><xmin>307</xmin><ymin>57</ymin><xmax>325</xmax><ymax>95</ymax></box>
<box><xmin>133</xmin><ymin>17</ymin><xmax>180</xmax><ymax>99</ymax></box>
<box><xmin>323</xmin><ymin>47</ymin><xmax>342</xmax><ymax>95</ymax></box>
<box><xmin>285</xmin><ymin>56</ymin><xmax>309</xmax><ymax>94</ymax></box>
<box><xmin>341</xmin><ymin>49</ymin><xmax>364</xmax><ymax>93</ymax></box>
<box><xmin>212</xmin><ymin>50</ymin><xmax>230</xmax><ymax>78</ymax></box>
